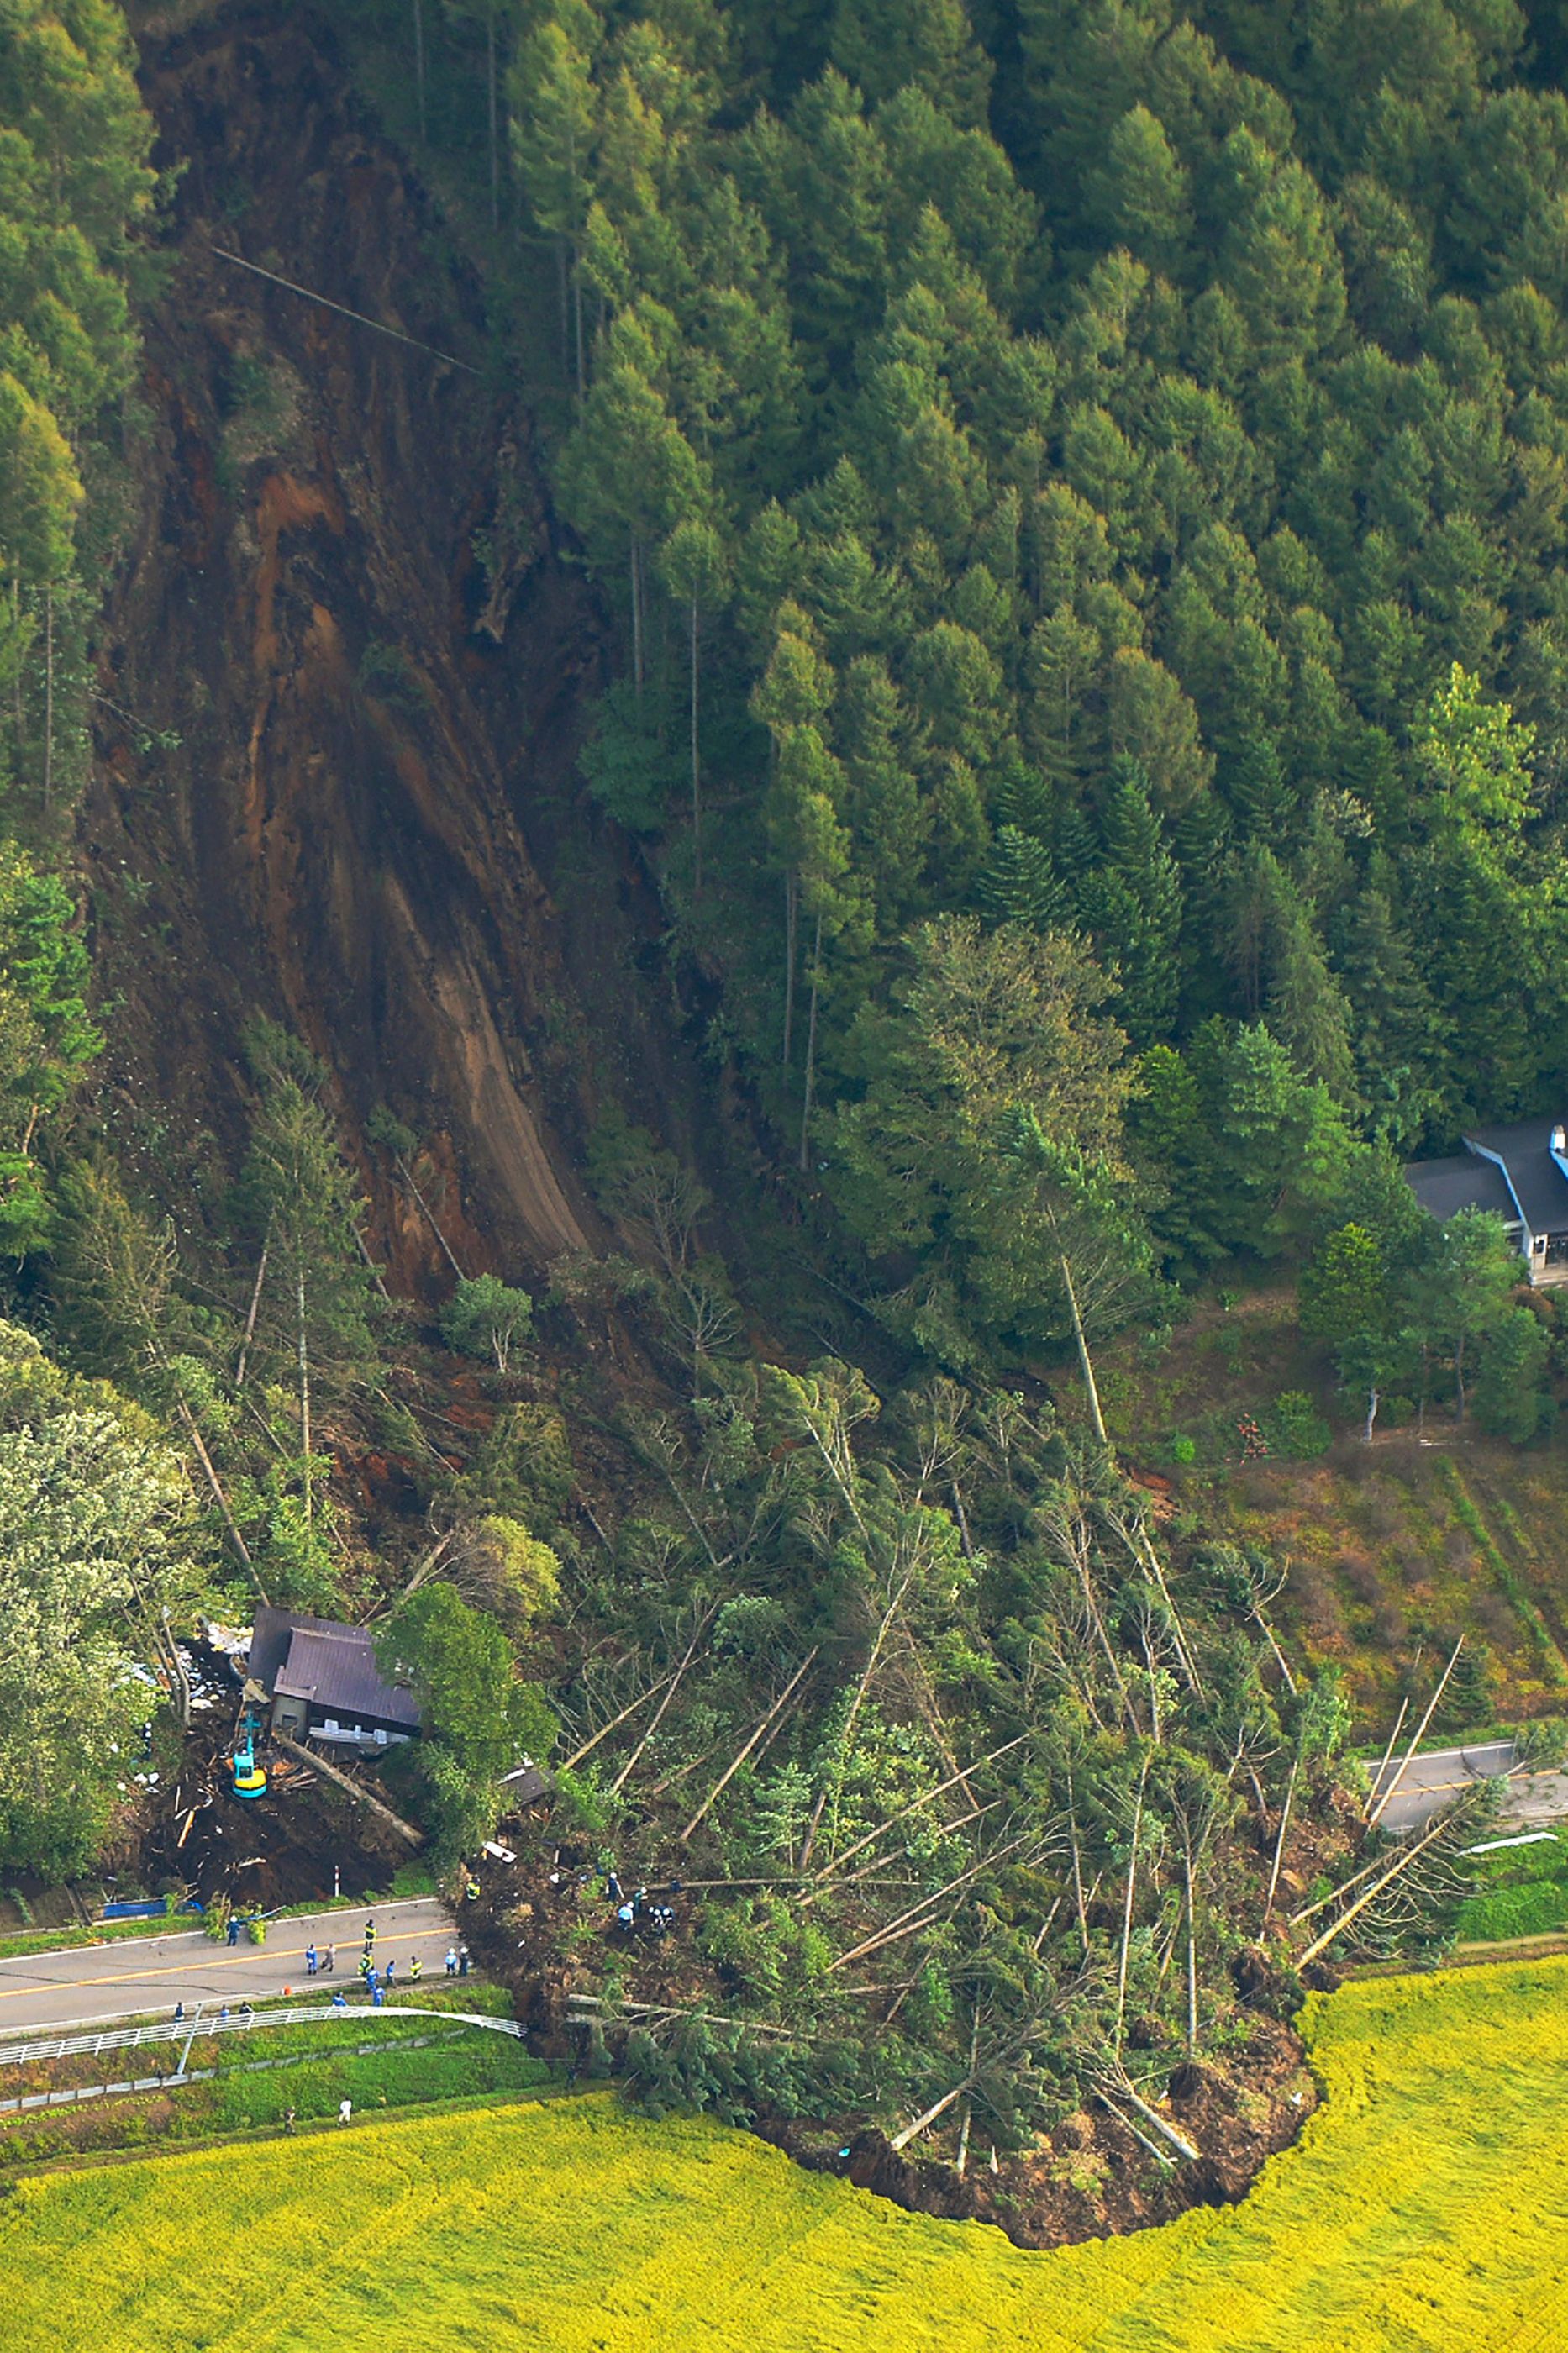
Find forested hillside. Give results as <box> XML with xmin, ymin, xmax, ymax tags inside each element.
<box><xmin>334</xmin><ymin>0</ymin><xmax>1568</xmax><ymax>1406</ymax></box>
<box><xmin>5</xmin><ymin>0</ymin><xmax>1568</xmax><ymax>2245</ymax></box>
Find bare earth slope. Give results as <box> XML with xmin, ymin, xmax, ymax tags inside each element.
<box><xmin>81</xmin><ymin>5</ymin><xmax>674</xmax><ymax>1286</ymax></box>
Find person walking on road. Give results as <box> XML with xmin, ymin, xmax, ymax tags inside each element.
<box><xmin>409</xmin><ymin>1955</ymin><xmax>423</xmax><ymax>1983</ymax></box>
<box><xmin>324</xmin><ymin>1943</ymin><xmax>334</xmax><ymax>1974</ymax></box>
<box><xmin>445</xmin><ymin>1946</ymin><xmax>458</xmax><ymax>1975</ymax></box>
<box><xmin>458</xmin><ymin>1943</ymin><xmax>471</xmax><ymax>1977</ymax></box>
<box><xmin>384</xmin><ymin>1958</ymin><xmax>395</xmax><ymax>1987</ymax></box>
<box><xmin>305</xmin><ymin>1944</ymin><xmax>318</xmax><ymax>1976</ymax></box>
<box><xmin>226</xmin><ymin>1917</ymin><xmax>239</xmax><ymax>1946</ymax></box>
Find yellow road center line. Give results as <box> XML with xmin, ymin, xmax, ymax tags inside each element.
<box><xmin>0</xmin><ymin>1924</ymin><xmax>447</xmax><ymax>2003</ymax></box>
<box><xmin>1381</xmin><ymin>1777</ymin><xmax>1500</xmax><ymax>1795</ymax></box>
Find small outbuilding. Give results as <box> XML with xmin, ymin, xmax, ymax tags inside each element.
<box><xmin>1404</xmin><ymin>1118</ymin><xmax>1568</xmax><ymax>1286</ymax></box>
<box><xmin>245</xmin><ymin>1605</ymin><xmax>421</xmax><ymax>1750</ymax></box>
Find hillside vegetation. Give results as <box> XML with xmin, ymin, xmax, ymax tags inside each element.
<box><xmin>6</xmin><ymin>1956</ymin><xmax>1568</xmax><ymax>2351</ymax></box>
<box><xmin>3</xmin><ymin>0</ymin><xmax>1568</xmax><ymax>2245</ymax></box>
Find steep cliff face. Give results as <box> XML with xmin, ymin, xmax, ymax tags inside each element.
<box><xmin>82</xmin><ymin>6</ymin><xmax>666</xmax><ymax>1288</ymax></box>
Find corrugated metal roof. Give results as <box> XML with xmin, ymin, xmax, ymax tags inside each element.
<box><xmin>246</xmin><ymin>1603</ymin><xmax>310</xmax><ymax>1694</ymax></box>
<box><xmin>250</xmin><ymin>1607</ymin><xmax>420</xmax><ymax>1731</ymax></box>
<box><xmin>273</xmin><ymin>1627</ymin><xmax>421</xmax><ymax>1730</ymax></box>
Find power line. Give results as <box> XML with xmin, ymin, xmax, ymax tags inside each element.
<box><xmin>209</xmin><ymin>245</ymin><xmax>481</xmax><ymax>375</ymax></box>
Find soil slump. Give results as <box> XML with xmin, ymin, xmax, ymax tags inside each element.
<box><xmin>81</xmin><ymin>3</ymin><xmax>651</xmax><ymax>1285</ymax></box>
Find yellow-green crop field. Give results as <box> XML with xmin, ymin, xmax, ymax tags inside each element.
<box><xmin>5</xmin><ymin>1956</ymin><xmax>1568</xmax><ymax>2351</ymax></box>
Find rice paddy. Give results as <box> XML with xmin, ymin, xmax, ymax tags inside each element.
<box><xmin>4</xmin><ymin>1955</ymin><xmax>1567</xmax><ymax>2351</ymax></box>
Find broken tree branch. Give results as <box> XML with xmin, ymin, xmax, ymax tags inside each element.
<box><xmin>560</xmin><ymin>1668</ymin><xmax>679</xmax><ymax>1772</ymax></box>
<box><xmin>681</xmin><ymin>1650</ymin><xmax>818</xmax><ymax>1844</ymax></box>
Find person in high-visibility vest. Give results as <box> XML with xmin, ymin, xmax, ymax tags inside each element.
<box><xmin>409</xmin><ymin>1955</ymin><xmax>424</xmax><ymax>1982</ymax></box>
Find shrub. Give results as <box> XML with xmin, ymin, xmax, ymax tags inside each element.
<box><xmin>357</xmin><ymin>640</ymin><xmax>426</xmax><ymax>709</ymax></box>
<box><xmin>1269</xmin><ymin>1391</ymin><xmax>1332</xmax><ymax>1459</ymax></box>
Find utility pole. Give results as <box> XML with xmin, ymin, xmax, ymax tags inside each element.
<box><xmin>173</xmin><ymin>2002</ymin><xmax>203</xmax><ymax>2082</ymax></box>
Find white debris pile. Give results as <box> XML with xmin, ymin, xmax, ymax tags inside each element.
<box><xmin>176</xmin><ymin>1644</ymin><xmax>226</xmax><ymax>1709</ymax></box>
<box><xmin>200</xmin><ymin>1619</ymin><xmax>254</xmax><ymax>1660</ymax></box>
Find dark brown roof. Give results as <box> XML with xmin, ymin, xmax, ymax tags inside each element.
<box><xmin>249</xmin><ymin>1606</ymin><xmax>419</xmax><ymax>1731</ymax></box>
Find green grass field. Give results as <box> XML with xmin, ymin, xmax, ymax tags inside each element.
<box><xmin>1455</xmin><ymin>1838</ymin><xmax>1568</xmax><ymax>1944</ymax></box>
<box><xmin>4</xmin><ymin>1957</ymin><xmax>1567</xmax><ymax>2351</ymax></box>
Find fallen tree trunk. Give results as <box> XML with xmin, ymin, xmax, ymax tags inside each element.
<box><xmin>1296</xmin><ymin>1808</ymin><xmax>1459</xmax><ymax>1968</ymax></box>
<box><xmin>272</xmin><ymin>1732</ymin><xmax>424</xmax><ymax>1848</ymax></box>
<box><xmin>681</xmin><ymin>1650</ymin><xmax>818</xmax><ymax>1844</ymax></box>
<box><xmin>1100</xmin><ymin>2073</ymin><xmax>1201</xmax><ymax>2162</ymax></box>
<box><xmin>1365</xmin><ymin>1640</ymin><xmax>1463</xmax><ymax>1832</ymax></box>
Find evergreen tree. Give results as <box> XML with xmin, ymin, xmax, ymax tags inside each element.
<box><xmin>827</xmin><ymin>0</ymin><xmax>992</xmax><ymax>127</ymax></box>
<box><xmin>1090</xmin><ymin>103</ymin><xmax>1194</xmax><ymax>278</ymax></box>
<box><xmin>1076</xmin><ymin>758</ymin><xmax>1182</xmax><ymax>1045</ymax></box>
<box><xmin>976</xmin><ymin>824</ymin><xmax>1066</xmax><ymax>931</ymax></box>
<box><xmin>234</xmin><ymin>1038</ymin><xmax>387</xmax><ymax>1536</ymax></box>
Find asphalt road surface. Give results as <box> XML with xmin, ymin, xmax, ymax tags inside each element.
<box><xmin>1371</xmin><ymin>1739</ymin><xmax>1519</xmax><ymax>1834</ymax></box>
<box><xmin>0</xmin><ymin>1897</ymin><xmax>455</xmax><ymax>2035</ymax></box>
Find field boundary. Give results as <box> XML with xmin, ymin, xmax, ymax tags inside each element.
<box><xmin>0</xmin><ymin>2080</ymin><xmax>585</xmax><ymax>2182</ymax></box>
<box><xmin>0</xmin><ymin>2000</ymin><xmax>520</xmax><ymax>2071</ymax></box>
<box><xmin>0</xmin><ymin>2029</ymin><xmax>473</xmax><ymax>2117</ymax></box>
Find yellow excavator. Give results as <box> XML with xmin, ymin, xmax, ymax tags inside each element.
<box><xmin>232</xmin><ymin>1704</ymin><xmax>267</xmax><ymax>1801</ymax></box>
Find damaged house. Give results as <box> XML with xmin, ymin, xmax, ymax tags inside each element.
<box><xmin>245</xmin><ymin>1606</ymin><xmax>421</xmax><ymax>1752</ymax></box>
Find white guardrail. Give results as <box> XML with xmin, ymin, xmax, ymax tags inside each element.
<box><xmin>0</xmin><ymin>2002</ymin><xmax>522</xmax><ymax>2071</ymax></box>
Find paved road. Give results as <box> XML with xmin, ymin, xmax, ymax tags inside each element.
<box><xmin>0</xmin><ymin>1898</ymin><xmax>455</xmax><ymax>2035</ymax></box>
<box><xmin>1367</xmin><ymin>1739</ymin><xmax>1568</xmax><ymax>1835</ymax></box>
<box><xmin>1371</xmin><ymin>1739</ymin><xmax>1518</xmax><ymax>1834</ymax></box>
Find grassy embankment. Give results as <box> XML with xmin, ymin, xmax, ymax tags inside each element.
<box><xmin>0</xmin><ymin>1986</ymin><xmax>544</xmax><ymax>2167</ymax></box>
<box><xmin>0</xmin><ymin>1865</ymin><xmax>440</xmax><ymax>1961</ymax></box>
<box><xmin>1093</xmin><ymin>1277</ymin><xmax>1568</xmax><ymax>1729</ymax></box>
<box><xmin>4</xmin><ymin>1957</ymin><xmax>1567</xmax><ymax>2351</ymax></box>
<box><xmin>1455</xmin><ymin>1838</ymin><xmax>1568</xmax><ymax>1945</ymax></box>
